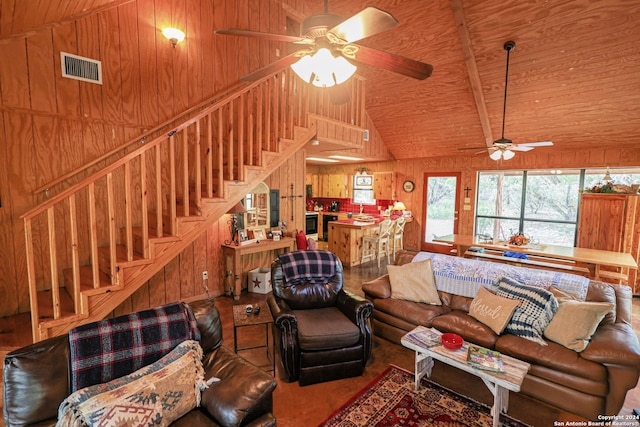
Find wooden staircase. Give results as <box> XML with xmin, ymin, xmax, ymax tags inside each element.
<box><xmin>20</xmin><ymin>70</ymin><xmax>366</xmax><ymax>343</ymax></box>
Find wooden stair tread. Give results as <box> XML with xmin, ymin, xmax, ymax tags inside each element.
<box><xmin>98</xmin><ymin>244</ymin><xmax>148</xmax><ymax>264</ymax></box>
<box><xmin>131</xmin><ymin>226</ymin><xmax>181</xmax><ymax>242</ymax></box>
<box><xmin>63</xmin><ymin>265</ymin><xmax>123</xmax><ymax>296</ymax></box>
<box><xmin>36</xmin><ymin>288</ymin><xmax>77</xmax><ymax>322</ymax></box>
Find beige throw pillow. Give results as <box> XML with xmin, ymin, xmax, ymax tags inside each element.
<box><xmin>547</xmin><ymin>285</ymin><xmax>581</xmax><ymax>302</ymax></box>
<box><xmin>388</xmin><ymin>259</ymin><xmax>441</xmax><ymax>305</ymax></box>
<box><xmin>469</xmin><ymin>286</ymin><xmax>521</xmax><ymax>334</ymax></box>
<box><xmin>544</xmin><ymin>300</ymin><xmax>613</xmax><ymax>352</ymax></box>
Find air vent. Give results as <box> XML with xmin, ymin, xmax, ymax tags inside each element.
<box><xmin>60</xmin><ymin>52</ymin><xmax>102</xmax><ymax>84</ymax></box>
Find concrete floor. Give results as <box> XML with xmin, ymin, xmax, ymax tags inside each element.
<box><xmin>2</xmin><ymin>251</ymin><xmax>639</xmax><ymax>427</ymax></box>
<box><xmin>216</xmin><ymin>254</ymin><xmax>640</xmax><ymax>427</ymax></box>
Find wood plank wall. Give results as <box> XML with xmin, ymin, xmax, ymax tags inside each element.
<box><xmin>0</xmin><ymin>0</ymin><xmax>311</xmax><ymax>318</ymax></box>
<box><xmin>308</xmin><ymin>146</ymin><xmax>640</xmax><ymax>253</ymax></box>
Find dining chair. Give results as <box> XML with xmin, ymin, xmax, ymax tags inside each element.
<box><xmin>361</xmin><ymin>219</ymin><xmax>394</xmax><ymax>267</ymax></box>
<box><xmin>392</xmin><ymin>216</ymin><xmax>406</xmax><ymax>259</ymax></box>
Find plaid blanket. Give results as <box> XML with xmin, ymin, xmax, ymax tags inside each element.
<box><xmin>69</xmin><ymin>302</ymin><xmax>200</xmax><ymax>392</ymax></box>
<box><xmin>279</xmin><ymin>250</ymin><xmax>338</xmax><ymax>283</ymax></box>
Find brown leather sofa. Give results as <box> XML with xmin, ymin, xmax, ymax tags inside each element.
<box><xmin>3</xmin><ymin>299</ymin><xmax>277</xmax><ymax>427</ymax></box>
<box><xmin>362</xmin><ymin>250</ymin><xmax>640</xmax><ymax>421</ymax></box>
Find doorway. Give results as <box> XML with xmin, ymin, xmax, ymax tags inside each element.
<box><xmin>421</xmin><ymin>172</ymin><xmax>461</xmax><ymax>254</ymax></box>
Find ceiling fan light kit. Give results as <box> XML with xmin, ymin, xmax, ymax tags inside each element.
<box><xmin>290</xmin><ymin>47</ymin><xmax>357</xmax><ymax>88</ymax></box>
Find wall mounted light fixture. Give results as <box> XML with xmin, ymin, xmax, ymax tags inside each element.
<box><xmin>162</xmin><ymin>28</ymin><xmax>185</xmax><ymax>47</ymax></box>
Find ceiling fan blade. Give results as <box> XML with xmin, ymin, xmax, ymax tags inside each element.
<box><xmin>327</xmin><ymin>7</ymin><xmax>398</xmax><ymax>44</ymax></box>
<box><xmin>516</xmin><ymin>141</ymin><xmax>554</xmax><ymax>147</ymax></box>
<box><xmin>240</xmin><ymin>51</ymin><xmax>306</xmax><ymax>82</ymax></box>
<box><xmin>351</xmin><ymin>44</ymin><xmax>433</xmax><ymax>80</ymax></box>
<box><xmin>510</xmin><ymin>145</ymin><xmax>534</xmax><ymax>152</ymax></box>
<box><xmin>215</xmin><ymin>28</ymin><xmax>313</xmax><ymax>44</ymax></box>
<box><xmin>458</xmin><ymin>146</ymin><xmax>489</xmax><ymax>151</ymax></box>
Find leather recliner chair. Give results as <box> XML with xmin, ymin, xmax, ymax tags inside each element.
<box><xmin>267</xmin><ymin>250</ymin><xmax>374</xmax><ymax>386</ymax></box>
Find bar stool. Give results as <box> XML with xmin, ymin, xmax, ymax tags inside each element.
<box><xmin>392</xmin><ymin>216</ymin><xmax>406</xmax><ymax>259</ymax></box>
<box><xmin>361</xmin><ymin>219</ymin><xmax>394</xmax><ymax>267</ymax></box>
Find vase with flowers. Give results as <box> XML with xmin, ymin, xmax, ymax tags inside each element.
<box><xmin>508</xmin><ymin>232</ymin><xmax>530</xmax><ymax>246</ymax></box>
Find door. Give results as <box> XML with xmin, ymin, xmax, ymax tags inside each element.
<box><xmin>421</xmin><ymin>173</ymin><xmax>461</xmax><ymax>254</ymax></box>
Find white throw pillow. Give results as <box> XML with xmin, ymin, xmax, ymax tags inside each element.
<box><xmin>544</xmin><ymin>300</ymin><xmax>613</xmax><ymax>352</ymax></box>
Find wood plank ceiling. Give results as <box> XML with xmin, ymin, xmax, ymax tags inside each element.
<box><xmin>309</xmin><ymin>0</ymin><xmax>640</xmax><ymax>160</ymax></box>
<box><xmin>4</xmin><ymin>0</ymin><xmax>639</xmax><ymax>161</ymax></box>
<box><xmin>0</xmin><ymin>0</ymin><xmax>133</xmax><ymax>39</ymax></box>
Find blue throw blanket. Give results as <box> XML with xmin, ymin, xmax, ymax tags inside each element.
<box><xmin>278</xmin><ymin>250</ymin><xmax>337</xmax><ymax>283</ymax></box>
<box><xmin>69</xmin><ymin>302</ymin><xmax>200</xmax><ymax>392</ymax></box>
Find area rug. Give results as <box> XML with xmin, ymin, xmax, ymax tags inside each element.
<box><xmin>319</xmin><ymin>365</ymin><xmax>530</xmax><ymax>427</ymax></box>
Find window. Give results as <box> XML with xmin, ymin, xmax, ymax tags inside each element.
<box><xmin>475</xmin><ymin>167</ymin><xmax>639</xmax><ymax>247</ymax></box>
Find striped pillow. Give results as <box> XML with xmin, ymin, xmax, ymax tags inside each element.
<box><xmin>495</xmin><ymin>277</ymin><xmax>558</xmax><ymax>345</ymax></box>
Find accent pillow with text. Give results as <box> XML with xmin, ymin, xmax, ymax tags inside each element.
<box><xmin>469</xmin><ymin>286</ymin><xmax>520</xmax><ymax>335</ymax></box>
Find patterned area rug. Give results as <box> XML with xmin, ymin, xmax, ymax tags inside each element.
<box><xmin>319</xmin><ymin>365</ymin><xmax>530</xmax><ymax>427</ymax></box>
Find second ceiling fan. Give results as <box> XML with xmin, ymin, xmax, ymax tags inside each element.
<box><xmin>214</xmin><ymin>1</ymin><xmax>434</xmax><ymax>89</ymax></box>
<box><xmin>461</xmin><ymin>40</ymin><xmax>553</xmax><ymax>160</ymax></box>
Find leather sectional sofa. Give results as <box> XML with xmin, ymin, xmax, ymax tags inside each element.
<box><xmin>362</xmin><ymin>250</ymin><xmax>640</xmax><ymax>421</ymax></box>
<box><xmin>3</xmin><ymin>299</ymin><xmax>277</xmax><ymax>427</ymax></box>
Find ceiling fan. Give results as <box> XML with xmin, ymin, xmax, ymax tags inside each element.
<box><xmin>214</xmin><ymin>0</ymin><xmax>433</xmax><ymax>91</ymax></box>
<box><xmin>460</xmin><ymin>40</ymin><xmax>553</xmax><ymax>160</ymax></box>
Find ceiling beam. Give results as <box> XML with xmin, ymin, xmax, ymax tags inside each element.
<box><xmin>450</xmin><ymin>0</ymin><xmax>494</xmax><ymax>148</ymax></box>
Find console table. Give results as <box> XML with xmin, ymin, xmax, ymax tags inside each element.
<box><xmin>222</xmin><ymin>237</ymin><xmax>295</xmax><ymax>299</ymax></box>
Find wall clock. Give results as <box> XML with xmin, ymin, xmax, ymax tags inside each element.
<box><xmin>403</xmin><ymin>180</ymin><xmax>415</xmax><ymax>193</ymax></box>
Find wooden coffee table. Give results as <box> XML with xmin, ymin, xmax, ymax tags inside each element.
<box><xmin>401</xmin><ymin>326</ymin><xmax>530</xmax><ymax>427</ymax></box>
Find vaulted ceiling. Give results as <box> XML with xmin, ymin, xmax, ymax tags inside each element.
<box><xmin>4</xmin><ymin>0</ymin><xmax>639</xmax><ymax>162</ymax></box>
<box><xmin>314</xmin><ymin>0</ymin><xmax>640</xmax><ymax>160</ymax></box>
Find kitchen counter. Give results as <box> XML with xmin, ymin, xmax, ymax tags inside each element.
<box><xmin>327</xmin><ymin>217</ymin><xmax>406</xmax><ymax>267</ymax></box>
<box><xmin>328</xmin><ymin>218</ymin><xmax>382</xmax><ymax>227</ymax></box>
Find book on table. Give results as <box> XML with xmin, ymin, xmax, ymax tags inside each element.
<box><xmin>405</xmin><ymin>326</ymin><xmax>442</xmax><ymax>349</ymax></box>
<box><xmin>467</xmin><ymin>344</ymin><xmax>505</xmax><ymax>373</ymax></box>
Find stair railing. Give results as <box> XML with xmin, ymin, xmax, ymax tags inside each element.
<box><xmin>20</xmin><ymin>71</ymin><xmax>365</xmax><ymax>342</ymax></box>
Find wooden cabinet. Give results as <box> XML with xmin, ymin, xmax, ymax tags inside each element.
<box><xmin>317</xmin><ymin>174</ymin><xmax>347</xmax><ymax>198</ymax></box>
<box><xmin>330</xmin><ymin>174</ymin><xmax>348</xmax><ymax>198</ymax></box>
<box><xmin>577</xmin><ymin>193</ymin><xmax>640</xmax><ymax>290</ymax></box>
<box><xmin>306</xmin><ymin>174</ymin><xmax>319</xmax><ymax>197</ymax></box>
<box><xmin>374</xmin><ymin>172</ymin><xmax>395</xmax><ymax>200</ymax></box>
<box><xmin>328</xmin><ymin>221</ymin><xmax>381</xmax><ymax>267</ymax></box>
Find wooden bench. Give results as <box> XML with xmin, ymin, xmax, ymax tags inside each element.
<box><xmin>464</xmin><ymin>249</ymin><xmax>592</xmax><ymax>277</ymax></box>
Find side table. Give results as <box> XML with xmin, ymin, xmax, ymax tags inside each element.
<box><xmin>232</xmin><ymin>304</ymin><xmax>275</xmax><ymax>375</ymax></box>
<box><xmin>222</xmin><ymin>237</ymin><xmax>295</xmax><ymax>299</ymax></box>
